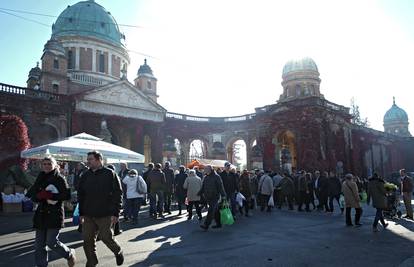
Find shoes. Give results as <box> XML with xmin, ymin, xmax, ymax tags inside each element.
<box><xmin>403</xmin><ymin>215</ymin><xmax>413</xmax><ymax>220</ymax></box>
<box><xmin>115</xmin><ymin>251</ymin><xmax>124</xmax><ymax>266</ymax></box>
<box><xmin>355</xmin><ymin>223</ymin><xmax>363</xmax><ymax>227</ymax></box>
<box><xmin>383</xmin><ymin>223</ymin><xmax>389</xmax><ymax>229</ymax></box>
<box><xmin>373</xmin><ymin>227</ymin><xmax>379</xmax><ymax>232</ymax></box>
<box><xmin>114</xmin><ymin>230</ymin><xmax>123</xmax><ymax>236</ymax></box>
<box><xmin>67</xmin><ymin>249</ymin><xmax>76</xmax><ymax>267</ymax></box>
<box><xmin>346</xmin><ymin>224</ymin><xmax>354</xmax><ymax>227</ymax></box>
<box><xmin>200</xmin><ymin>225</ymin><xmax>208</xmax><ymax>231</ymax></box>
<box><xmin>211</xmin><ymin>224</ymin><xmax>222</xmax><ymax>229</ymax></box>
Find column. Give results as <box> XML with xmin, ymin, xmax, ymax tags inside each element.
<box><xmin>75</xmin><ymin>47</ymin><xmax>80</xmax><ymax>70</ymax></box>
<box><xmin>92</xmin><ymin>48</ymin><xmax>96</xmax><ymax>72</ymax></box>
<box><xmin>108</xmin><ymin>52</ymin><xmax>112</xmax><ymax>76</ymax></box>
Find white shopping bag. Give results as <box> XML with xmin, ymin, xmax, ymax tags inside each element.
<box><xmin>268</xmin><ymin>195</ymin><xmax>274</xmax><ymax>207</ymax></box>
<box><xmin>236</xmin><ymin>192</ymin><xmax>246</xmax><ymax>207</ymax></box>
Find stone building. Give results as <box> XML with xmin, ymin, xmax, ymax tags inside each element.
<box><xmin>1</xmin><ymin>0</ymin><xmax>414</xmax><ymax>177</ymax></box>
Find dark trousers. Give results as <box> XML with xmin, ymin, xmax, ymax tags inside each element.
<box><xmin>279</xmin><ymin>192</ymin><xmax>294</xmax><ymax>209</ymax></box>
<box><xmin>259</xmin><ymin>194</ymin><xmax>271</xmax><ymax>212</ymax></box>
<box><xmin>176</xmin><ymin>195</ymin><xmax>186</xmax><ymax>214</ymax></box>
<box><xmin>204</xmin><ymin>199</ymin><xmax>220</xmax><ymax>227</ymax></box>
<box><xmin>373</xmin><ymin>208</ymin><xmax>386</xmax><ymax>228</ymax></box>
<box><xmin>239</xmin><ymin>198</ymin><xmax>250</xmax><ymax>215</ymax></box>
<box><xmin>126</xmin><ymin>197</ymin><xmax>143</xmax><ymax>222</ymax></box>
<box><xmin>329</xmin><ymin>194</ymin><xmax>341</xmax><ymax>212</ymax></box>
<box><xmin>150</xmin><ymin>191</ymin><xmax>164</xmax><ymax>216</ymax></box>
<box><xmin>188</xmin><ymin>201</ymin><xmax>202</xmax><ymax>219</ymax></box>
<box><xmin>345</xmin><ymin>207</ymin><xmax>362</xmax><ymax>225</ymax></box>
<box><xmin>82</xmin><ymin>216</ymin><xmax>121</xmax><ymax>267</ymax></box>
<box><xmin>148</xmin><ymin>193</ymin><xmax>156</xmax><ymax>216</ymax></box>
<box><xmin>298</xmin><ymin>191</ymin><xmax>310</xmax><ymax>211</ymax></box>
<box><xmin>35</xmin><ymin>228</ymin><xmax>72</xmax><ymax>267</ymax></box>
<box><xmin>318</xmin><ymin>193</ymin><xmax>329</xmax><ymax>211</ymax></box>
<box><xmin>164</xmin><ymin>191</ymin><xmax>172</xmax><ymax>213</ymax></box>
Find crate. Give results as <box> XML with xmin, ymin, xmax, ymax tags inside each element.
<box><xmin>2</xmin><ymin>202</ymin><xmax>22</xmax><ymax>213</ymax></box>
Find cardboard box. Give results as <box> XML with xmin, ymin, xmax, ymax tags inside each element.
<box><xmin>2</xmin><ymin>202</ymin><xmax>22</xmax><ymax>213</ymax></box>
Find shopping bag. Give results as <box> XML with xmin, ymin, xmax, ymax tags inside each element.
<box><xmin>72</xmin><ymin>203</ymin><xmax>80</xmax><ymax>226</ymax></box>
<box><xmin>220</xmin><ymin>201</ymin><xmax>234</xmax><ymax>225</ymax></box>
<box><xmin>236</xmin><ymin>192</ymin><xmax>245</xmax><ymax>207</ymax></box>
<box><xmin>339</xmin><ymin>194</ymin><xmax>345</xmax><ymax>209</ymax></box>
<box><xmin>268</xmin><ymin>195</ymin><xmax>274</xmax><ymax>207</ymax></box>
<box><xmin>359</xmin><ymin>192</ymin><xmax>367</xmax><ymax>203</ymax></box>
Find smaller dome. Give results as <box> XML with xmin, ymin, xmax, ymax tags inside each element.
<box><xmin>384</xmin><ymin>98</ymin><xmax>409</xmax><ymax>123</ymax></box>
<box><xmin>282</xmin><ymin>57</ymin><xmax>318</xmax><ymax>76</ymax></box>
<box><xmin>43</xmin><ymin>38</ymin><xmax>65</xmax><ymax>57</ymax></box>
<box><xmin>137</xmin><ymin>59</ymin><xmax>154</xmax><ymax>76</ymax></box>
<box><xmin>28</xmin><ymin>62</ymin><xmax>41</xmax><ymax>79</ymax></box>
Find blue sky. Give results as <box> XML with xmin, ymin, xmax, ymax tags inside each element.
<box><xmin>1</xmin><ymin>0</ymin><xmax>414</xmax><ymax>133</ymax></box>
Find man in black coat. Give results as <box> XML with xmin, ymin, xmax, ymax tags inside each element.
<box><xmin>163</xmin><ymin>161</ymin><xmax>175</xmax><ymax>214</ymax></box>
<box><xmin>78</xmin><ymin>151</ymin><xmax>124</xmax><ymax>266</ymax></box>
<box><xmin>328</xmin><ymin>172</ymin><xmax>342</xmax><ymax>213</ymax></box>
<box><xmin>220</xmin><ymin>162</ymin><xmax>239</xmax><ymax>216</ymax></box>
<box><xmin>174</xmin><ymin>166</ymin><xmax>188</xmax><ymax>215</ymax></box>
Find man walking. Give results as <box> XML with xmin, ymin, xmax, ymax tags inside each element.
<box><xmin>163</xmin><ymin>161</ymin><xmax>175</xmax><ymax>215</ymax></box>
<box><xmin>78</xmin><ymin>151</ymin><xmax>124</xmax><ymax>266</ymax></box>
<box><xmin>400</xmin><ymin>169</ymin><xmax>413</xmax><ymax>220</ymax></box>
<box><xmin>148</xmin><ymin>163</ymin><xmax>166</xmax><ymax>218</ymax></box>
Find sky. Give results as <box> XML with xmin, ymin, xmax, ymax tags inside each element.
<box><xmin>1</xmin><ymin>0</ymin><xmax>414</xmax><ymax>133</ymax></box>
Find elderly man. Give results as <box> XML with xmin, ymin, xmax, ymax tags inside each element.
<box><xmin>400</xmin><ymin>169</ymin><xmax>413</xmax><ymax>220</ymax></box>
<box><xmin>199</xmin><ymin>165</ymin><xmax>226</xmax><ymax>230</ymax></box>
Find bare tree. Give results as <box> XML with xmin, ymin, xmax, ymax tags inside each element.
<box><xmin>350</xmin><ymin>97</ymin><xmax>370</xmax><ymax>127</ymax></box>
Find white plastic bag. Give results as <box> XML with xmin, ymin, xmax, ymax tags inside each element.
<box><xmin>268</xmin><ymin>195</ymin><xmax>274</xmax><ymax>207</ymax></box>
<box><xmin>236</xmin><ymin>192</ymin><xmax>246</xmax><ymax>207</ymax></box>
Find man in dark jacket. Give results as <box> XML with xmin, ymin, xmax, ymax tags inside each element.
<box><xmin>328</xmin><ymin>172</ymin><xmax>342</xmax><ymax>213</ymax></box>
<box><xmin>220</xmin><ymin>162</ymin><xmax>239</xmax><ymax>216</ymax></box>
<box><xmin>317</xmin><ymin>171</ymin><xmax>330</xmax><ymax>212</ymax></box>
<box><xmin>199</xmin><ymin>165</ymin><xmax>226</xmax><ymax>230</ymax></box>
<box><xmin>148</xmin><ymin>163</ymin><xmax>166</xmax><ymax>218</ymax></box>
<box><xmin>143</xmin><ymin>163</ymin><xmax>154</xmax><ymax>216</ymax></box>
<box><xmin>78</xmin><ymin>151</ymin><xmax>124</xmax><ymax>266</ymax></box>
<box><xmin>174</xmin><ymin>166</ymin><xmax>188</xmax><ymax>215</ymax></box>
<box><xmin>279</xmin><ymin>173</ymin><xmax>294</xmax><ymax>210</ymax></box>
<box><xmin>400</xmin><ymin>169</ymin><xmax>413</xmax><ymax>219</ymax></box>
<box><xmin>163</xmin><ymin>161</ymin><xmax>175</xmax><ymax>214</ymax></box>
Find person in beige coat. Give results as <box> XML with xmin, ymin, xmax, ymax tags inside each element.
<box><xmin>342</xmin><ymin>174</ymin><xmax>363</xmax><ymax>226</ymax></box>
<box><xmin>183</xmin><ymin>169</ymin><xmax>203</xmax><ymax>220</ymax></box>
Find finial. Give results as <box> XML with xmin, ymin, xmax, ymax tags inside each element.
<box><xmin>36</xmin><ymin>61</ymin><xmax>39</xmax><ymax>67</ymax></box>
<box><xmin>393</xmin><ymin>96</ymin><xmax>395</xmax><ymax>105</ymax></box>
<box><xmin>144</xmin><ymin>58</ymin><xmax>147</xmax><ymax>65</ymax></box>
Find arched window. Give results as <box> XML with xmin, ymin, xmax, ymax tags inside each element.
<box><xmin>52</xmin><ymin>83</ymin><xmax>59</xmax><ymax>94</ymax></box>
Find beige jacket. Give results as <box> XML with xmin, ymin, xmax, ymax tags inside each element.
<box><xmin>342</xmin><ymin>180</ymin><xmax>360</xmax><ymax>208</ymax></box>
<box><xmin>183</xmin><ymin>174</ymin><xmax>202</xmax><ymax>202</ymax></box>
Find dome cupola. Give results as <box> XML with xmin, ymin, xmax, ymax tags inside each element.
<box><xmin>383</xmin><ymin>97</ymin><xmax>411</xmax><ymax>137</ymax></box>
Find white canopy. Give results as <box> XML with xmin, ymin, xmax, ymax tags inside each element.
<box><xmin>20</xmin><ymin>133</ymin><xmax>145</xmax><ymax>163</ymax></box>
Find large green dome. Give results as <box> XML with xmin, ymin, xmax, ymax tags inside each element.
<box><xmin>282</xmin><ymin>57</ymin><xmax>319</xmax><ymax>76</ymax></box>
<box><xmin>52</xmin><ymin>0</ymin><xmax>124</xmax><ymax>47</ymax></box>
<box><xmin>384</xmin><ymin>99</ymin><xmax>409</xmax><ymax>124</ymax></box>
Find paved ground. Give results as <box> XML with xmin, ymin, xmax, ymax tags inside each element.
<box><xmin>1</xmin><ymin>201</ymin><xmax>414</xmax><ymax>267</ymax></box>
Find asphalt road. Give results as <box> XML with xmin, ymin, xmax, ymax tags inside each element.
<box><xmin>1</xmin><ymin>202</ymin><xmax>414</xmax><ymax>267</ymax></box>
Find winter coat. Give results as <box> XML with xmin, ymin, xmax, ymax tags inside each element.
<box><xmin>401</xmin><ymin>176</ymin><xmax>413</xmax><ymax>193</ymax></box>
<box><xmin>238</xmin><ymin>173</ymin><xmax>252</xmax><ymax>198</ymax></box>
<box><xmin>78</xmin><ymin>167</ymin><xmax>123</xmax><ymax>217</ymax></box>
<box><xmin>163</xmin><ymin>167</ymin><xmax>175</xmax><ymax>193</ymax></box>
<box><xmin>199</xmin><ymin>171</ymin><xmax>226</xmax><ymax>201</ymax></box>
<box><xmin>148</xmin><ymin>169</ymin><xmax>166</xmax><ymax>193</ymax></box>
<box><xmin>368</xmin><ymin>178</ymin><xmax>387</xmax><ymax>209</ymax></box>
<box><xmin>122</xmin><ymin>175</ymin><xmax>146</xmax><ymax>199</ymax></box>
<box><xmin>26</xmin><ymin>169</ymin><xmax>71</xmax><ymax>229</ymax></box>
<box><xmin>279</xmin><ymin>176</ymin><xmax>295</xmax><ymax>196</ymax></box>
<box><xmin>174</xmin><ymin>171</ymin><xmax>188</xmax><ymax>198</ymax></box>
<box><xmin>298</xmin><ymin>175</ymin><xmax>308</xmax><ymax>192</ymax></box>
<box><xmin>328</xmin><ymin>177</ymin><xmax>342</xmax><ymax>197</ymax></box>
<box><xmin>143</xmin><ymin>168</ymin><xmax>153</xmax><ymax>193</ymax></box>
<box><xmin>220</xmin><ymin>171</ymin><xmax>239</xmax><ymax>196</ymax></box>
<box><xmin>258</xmin><ymin>174</ymin><xmax>274</xmax><ymax>196</ymax></box>
<box><xmin>342</xmin><ymin>180</ymin><xmax>361</xmax><ymax>208</ymax></box>
<box><xmin>183</xmin><ymin>174</ymin><xmax>202</xmax><ymax>201</ymax></box>
<box><xmin>250</xmin><ymin>175</ymin><xmax>259</xmax><ymax>195</ymax></box>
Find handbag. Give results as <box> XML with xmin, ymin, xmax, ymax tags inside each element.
<box><xmin>219</xmin><ymin>200</ymin><xmax>234</xmax><ymax>225</ymax></box>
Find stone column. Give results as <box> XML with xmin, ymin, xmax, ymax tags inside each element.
<box><xmin>75</xmin><ymin>47</ymin><xmax>80</xmax><ymax>70</ymax></box>
<box><xmin>92</xmin><ymin>49</ymin><xmax>96</xmax><ymax>72</ymax></box>
<box><xmin>108</xmin><ymin>52</ymin><xmax>112</xmax><ymax>76</ymax></box>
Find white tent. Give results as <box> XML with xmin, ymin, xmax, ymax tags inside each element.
<box><xmin>20</xmin><ymin>133</ymin><xmax>145</xmax><ymax>163</ymax></box>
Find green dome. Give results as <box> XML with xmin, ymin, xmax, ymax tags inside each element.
<box><xmin>52</xmin><ymin>0</ymin><xmax>124</xmax><ymax>47</ymax></box>
<box><xmin>282</xmin><ymin>57</ymin><xmax>318</xmax><ymax>76</ymax></box>
<box><xmin>384</xmin><ymin>99</ymin><xmax>409</xmax><ymax>123</ymax></box>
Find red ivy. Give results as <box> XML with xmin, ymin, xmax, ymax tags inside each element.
<box><xmin>0</xmin><ymin>115</ymin><xmax>31</xmax><ymax>170</ymax></box>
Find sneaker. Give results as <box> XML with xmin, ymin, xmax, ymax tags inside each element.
<box><xmin>115</xmin><ymin>251</ymin><xmax>124</xmax><ymax>266</ymax></box>
<box><xmin>211</xmin><ymin>224</ymin><xmax>222</xmax><ymax>229</ymax></box>
<box><xmin>67</xmin><ymin>249</ymin><xmax>76</xmax><ymax>267</ymax></box>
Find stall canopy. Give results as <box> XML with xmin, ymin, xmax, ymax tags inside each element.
<box><xmin>186</xmin><ymin>159</ymin><xmax>236</xmax><ymax>169</ymax></box>
<box><xmin>20</xmin><ymin>133</ymin><xmax>145</xmax><ymax>163</ymax></box>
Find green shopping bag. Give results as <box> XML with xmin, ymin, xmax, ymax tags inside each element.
<box><xmin>359</xmin><ymin>192</ymin><xmax>367</xmax><ymax>203</ymax></box>
<box><xmin>220</xmin><ymin>200</ymin><xmax>234</xmax><ymax>225</ymax></box>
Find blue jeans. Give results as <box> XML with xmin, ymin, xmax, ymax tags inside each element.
<box><xmin>35</xmin><ymin>228</ymin><xmax>71</xmax><ymax>267</ymax></box>
<box><xmin>126</xmin><ymin>198</ymin><xmax>143</xmax><ymax>222</ymax></box>
<box><xmin>150</xmin><ymin>191</ymin><xmax>164</xmax><ymax>215</ymax></box>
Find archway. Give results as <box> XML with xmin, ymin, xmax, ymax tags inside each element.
<box><xmin>189</xmin><ymin>139</ymin><xmax>207</xmax><ymax>161</ymax></box>
<box><xmin>276</xmin><ymin>130</ymin><xmax>297</xmax><ymax>173</ymax></box>
<box><xmin>227</xmin><ymin>139</ymin><xmax>247</xmax><ymax>170</ymax></box>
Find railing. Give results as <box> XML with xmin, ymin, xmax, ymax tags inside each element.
<box><xmin>0</xmin><ymin>83</ymin><xmax>62</xmax><ymax>101</ymax></box>
<box><xmin>70</xmin><ymin>73</ymin><xmax>104</xmax><ymax>86</ymax></box>
<box><xmin>165</xmin><ymin>112</ymin><xmax>255</xmax><ymax>123</ymax></box>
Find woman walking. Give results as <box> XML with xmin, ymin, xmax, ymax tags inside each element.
<box><xmin>367</xmin><ymin>173</ymin><xmax>389</xmax><ymax>232</ymax></box>
<box><xmin>26</xmin><ymin>156</ymin><xmax>75</xmax><ymax>267</ymax></box>
<box><xmin>342</xmin><ymin>173</ymin><xmax>363</xmax><ymax>227</ymax></box>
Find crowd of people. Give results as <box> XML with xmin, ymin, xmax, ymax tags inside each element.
<box><xmin>26</xmin><ymin>151</ymin><xmax>413</xmax><ymax>267</ymax></box>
